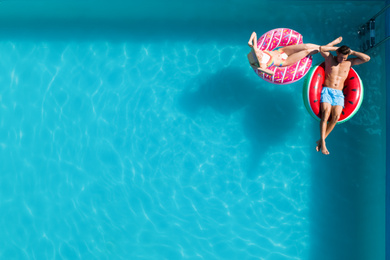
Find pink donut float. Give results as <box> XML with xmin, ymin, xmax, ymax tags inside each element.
<box><xmin>253</xmin><ymin>28</ymin><xmax>313</xmax><ymax>85</ymax></box>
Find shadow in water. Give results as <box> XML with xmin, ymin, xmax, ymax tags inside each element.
<box><xmin>309</xmin><ymin>119</ymin><xmax>385</xmax><ymax>260</ymax></box>
<box><xmin>309</xmin><ymin>62</ymin><xmax>386</xmax><ymax>260</ymax></box>
<box><xmin>179</xmin><ymin>66</ymin><xmax>300</xmax><ymax>179</ymax></box>
<box><xmin>309</xmin><ymin>137</ymin><xmax>365</xmax><ymax>260</ymax></box>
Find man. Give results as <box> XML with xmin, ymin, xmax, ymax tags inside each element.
<box><xmin>316</xmin><ymin>38</ymin><xmax>370</xmax><ymax>155</ymax></box>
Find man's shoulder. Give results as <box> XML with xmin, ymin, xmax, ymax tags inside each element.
<box><xmin>324</xmin><ymin>56</ymin><xmax>336</xmax><ymax>67</ymax></box>
<box><xmin>323</xmin><ymin>54</ymin><xmax>335</xmax><ymax>64</ymax></box>
<box><xmin>342</xmin><ymin>60</ymin><xmax>353</xmax><ymax>68</ymax></box>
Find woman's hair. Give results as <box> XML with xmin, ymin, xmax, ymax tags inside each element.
<box><xmin>337</xmin><ymin>45</ymin><xmax>351</xmax><ymax>55</ymax></box>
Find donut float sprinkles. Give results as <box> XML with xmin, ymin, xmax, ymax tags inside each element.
<box><xmin>302</xmin><ymin>62</ymin><xmax>364</xmax><ymax>124</ymax></box>
<box><xmin>253</xmin><ymin>28</ymin><xmax>313</xmax><ymax>85</ymax></box>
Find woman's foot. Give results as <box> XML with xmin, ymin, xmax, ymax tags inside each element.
<box><xmin>327</xmin><ymin>36</ymin><xmax>343</xmax><ymax>46</ymax></box>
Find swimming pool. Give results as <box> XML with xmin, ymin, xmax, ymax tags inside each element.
<box><xmin>0</xmin><ymin>1</ymin><xmax>387</xmax><ymax>259</ymax></box>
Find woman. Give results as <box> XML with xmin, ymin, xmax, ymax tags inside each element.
<box><xmin>247</xmin><ymin>32</ymin><xmax>342</xmax><ymax>75</ymax></box>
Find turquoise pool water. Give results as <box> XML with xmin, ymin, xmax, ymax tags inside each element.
<box><xmin>0</xmin><ymin>1</ymin><xmax>386</xmax><ymax>260</ymax></box>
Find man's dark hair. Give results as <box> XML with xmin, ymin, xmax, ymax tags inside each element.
<box><xmin>337</xmin><ymin>45</ymin><xmax>351</xmax><ymax>55</ymax></box>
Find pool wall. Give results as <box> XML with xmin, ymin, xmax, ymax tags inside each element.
<box><xmin>387</xmin><ymin>0</ymin><xmax>390</xmax><ymax>259</ymax></box>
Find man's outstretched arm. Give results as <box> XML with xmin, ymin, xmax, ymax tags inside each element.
<box><xmin>349</xmin><ymin>50</ymin><xmax>371</xmax><ymax>66</ymax></box>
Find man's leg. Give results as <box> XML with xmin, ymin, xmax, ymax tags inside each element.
<box><xmin>323</xmin><ymin>105</ymin><xmax>343</xmax><ymax>139</ymax></box>
<box><xmin>317</xmin><ymin>102</ymin><xmax>332</xmax><ymax>155</ymax></box>
<box><xmin>316</xmin><ymin>104</ymin><xmax>343</xmax><ymax>155</ymax></box>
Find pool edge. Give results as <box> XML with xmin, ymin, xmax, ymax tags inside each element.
<box><xmin>386</xmin><ymin>0</ymin><xmax>390</xmax><ymax>260</ymax></box>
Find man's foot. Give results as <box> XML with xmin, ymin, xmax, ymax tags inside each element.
<box><xmin>316</xmin><ymin>140</ymin><xmax>330</xmax><ymax>155</ymax></box>
<box><xmin>320</xmin><ymin>141</ymin><xmax>330</xmax><ymax>155</ymax></box>
<box><xmin>315</xmin><ymin>140</ymin><xmax>321</xmax><ymax>152</ymax></box>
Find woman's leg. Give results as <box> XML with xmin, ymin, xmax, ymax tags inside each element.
<box><xmin>279</xmin><ymin>43</ymin><xmax>319</xmax><ymax>56</ymax></box>
<box><xmin>280</xmin><ymin>37</ymin><xmax>342</xmax><ymax>55</ymax></box>
<box><xmin>280</xmin><ymin>44</ymin><xmax>320</xmax><ymax>66</ymax></box>
<box><xmin>279</xmin><ymin>37</ymin><xmax>342</xmax><ymax>66</ymax></box>
<box><xmin>324</xmin><ymin>36</ymin><xmax>343</xmax><ymax>47</ymax></box>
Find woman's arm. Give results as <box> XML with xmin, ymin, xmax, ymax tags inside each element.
<box><xmin>251</xmin><ymin>64</ymin><xmax>275</xmax><ymax>76</ymax></box>
<box><xmin>248</xmin><ymin>32</ymin><xmax>257</xmax><ymax>48</ymax></box>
